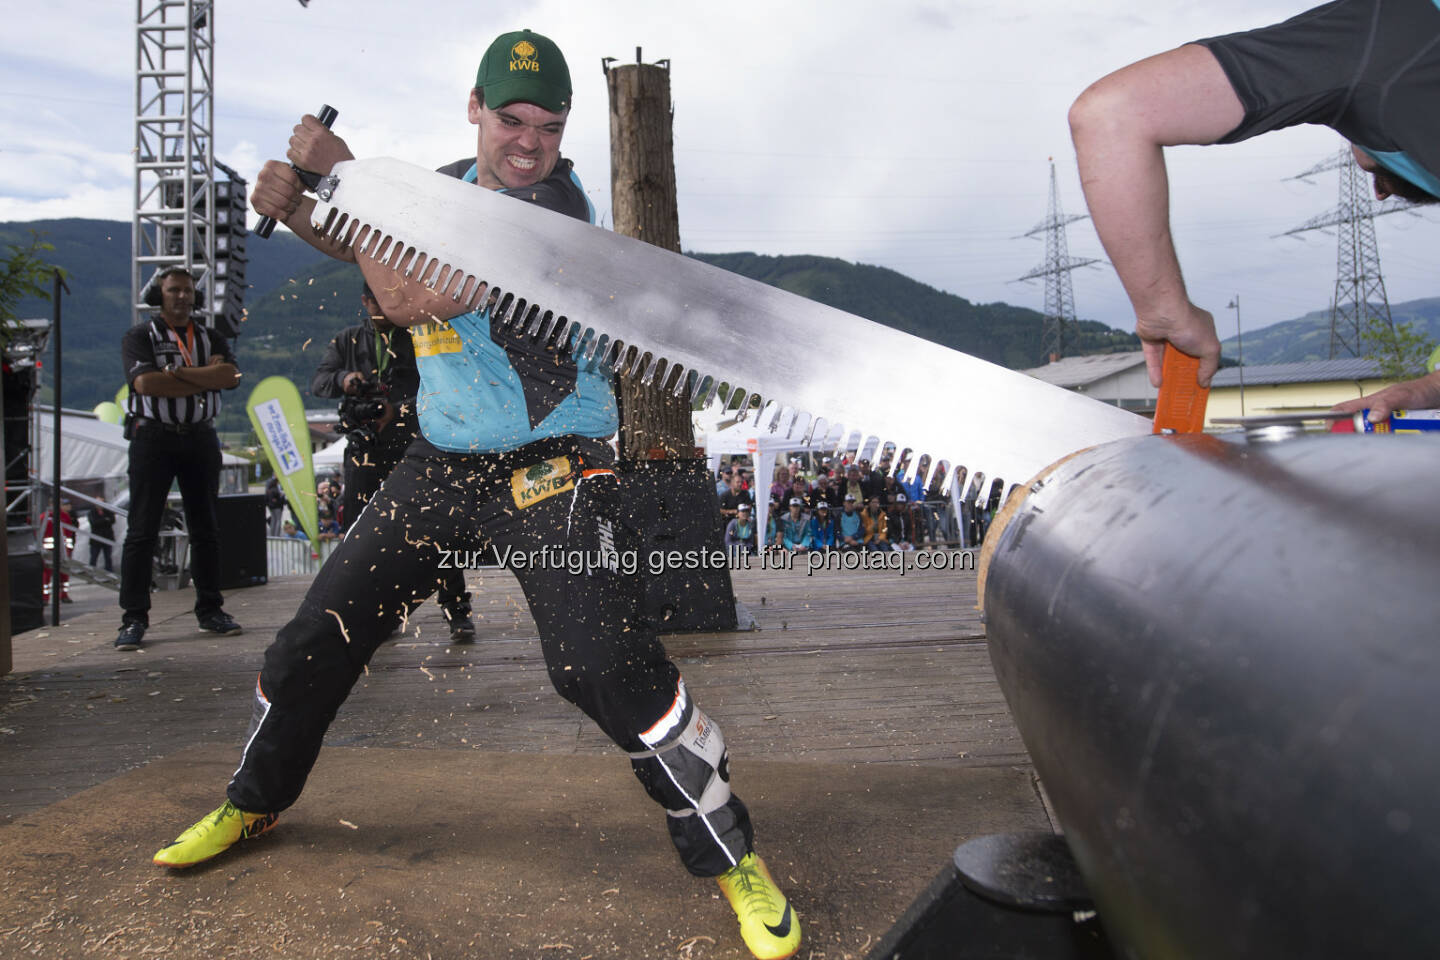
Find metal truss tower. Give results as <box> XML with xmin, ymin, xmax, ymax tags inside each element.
<box><xmin>132</xmin><ymin>0</ymin><xmax>234</xmax><ymax>333</ymax></box>
<box><xmin>1016</xmin><ymin>160</ymin><xmax>1098</xmax><ymax>362</ymax></box>
<box><xmin>1279</xmin><ymin>148</ymin><xmax>1414</xmax><ymax>359</ymax></box>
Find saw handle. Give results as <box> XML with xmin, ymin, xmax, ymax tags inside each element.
<box><xmin>1152</xmin><ymin>345</ymin><xmax>1210</xmax><ymax>434</ymax></box>
<box><xmin>255</xmin><ymin>103</ymin><xmax>339</xmax><ymax>239</ymax></box>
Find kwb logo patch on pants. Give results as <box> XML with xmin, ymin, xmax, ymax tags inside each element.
<box><xmin>511</xmin><ymin>456</ymin><xmax>575</xmax><ymax>509</ymax></box>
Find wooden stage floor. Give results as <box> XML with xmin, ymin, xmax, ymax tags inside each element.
<box><xmin>0</xmin><ymin>552</ymin><xmax>1051</xmax><ymax>959</ymax></box>
<box><xmin>1</xmin><ymin>551</ymin><xmax>1035</xmax><ymax>825</ymax></box>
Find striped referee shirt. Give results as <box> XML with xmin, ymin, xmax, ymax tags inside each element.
<box><xmin>121</xmin><ymin>318</ymin><xmax>237</xmax><ymax>424</ymax></box>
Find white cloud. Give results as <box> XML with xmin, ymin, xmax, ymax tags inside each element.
<box><xmin>0</xmin><ymin>182</ymin><xmax>132</xmax><ymax>222</ymax></box>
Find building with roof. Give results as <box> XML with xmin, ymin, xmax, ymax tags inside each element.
<box><xmin>1023</xmin><ymin>352</ymin><xmax>1405</xmax><ymax>430</ymax></box>
<box><xmin>1206</xmin><ymin>358</ymin><xmax>1390</xmax><ymax>427</ymax></box>
<box><xmin>1020</xmin><ymin>351</ymin><xmax>1155</xmax><ymax>413</ymax></box>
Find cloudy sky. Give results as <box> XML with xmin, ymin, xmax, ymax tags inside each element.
<box><xmin>3</xmin><ymin>0</ymin><xmax>1437</xmax><ymax>345</ymax></box>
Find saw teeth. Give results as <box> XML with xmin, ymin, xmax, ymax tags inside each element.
<box><xmin>578</xmin><ymin>329</ymin><xmax>600</xmax><ymax>363</ymax></box>
<box><xmin>607</xmin><ymin>340</ymin><xmax>629</xmax><ymax>373</ymax></box>
<box><xmin>624</xmin><ymin>348</ymin><xmax>647</xmax><ymax>379</ymax></box>
<box><xmin>338</xmin><ymin>215</ymin><xmax>357</xmax><ymax>248</ymax></box>
<box><xmin>494</xmin><ymin>292</ymin><xmax>515</xmax><ymax>326</ymax></box>
<box><xmin>509</xmin><ymin>300</ymin><xmax>530</xmax><ymax>333</ymax></box>
<box><xmin>695</xmin><ymin>375</ymin><xmax>717</xmax><ymax>407</ymax></box>
<box><xmin>547</xmin><ymin>319</ymin><xmax>574</xmax><ymax>353</ymax></box>
<box><xmin>661</xmin><ymin>364</ymin><xmax>683</xmax><ymax>396</ymax></box>
<box><xmin>518</xmin><ymin>304</ymin><xmax>541</xmax><ymax>337</ymax></box>
<box><xmin>801</xmin><ymin>417</ymin><xmax>821</xmax><ymax>447</ymax></box>
<box><xmin>732</xmin><ymin>391</ymin><xmax>750</xmax><ymax>421</ymax></box>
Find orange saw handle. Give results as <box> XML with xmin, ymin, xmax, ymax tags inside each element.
<box><xmin>1152</xmin><ymin>346</ymin><xmax>1210</xmax><ymax>434</ymax></box>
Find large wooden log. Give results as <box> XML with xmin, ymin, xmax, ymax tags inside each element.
<box><xmin>981</xmin><ymin>432</ymin><xmax>1440</xmax><ymax>958</ymax></box>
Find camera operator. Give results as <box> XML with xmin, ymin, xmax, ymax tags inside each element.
<box><xmin>312</xmin><ymin>284</ymin><xmax>475</xmax><ymax>641</ymax></box>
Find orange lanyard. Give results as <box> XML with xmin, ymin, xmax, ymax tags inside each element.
<box><xmin>169</xmin><ymin>323</ymin><xmax>197</xmax><ymax>367</ymax></box>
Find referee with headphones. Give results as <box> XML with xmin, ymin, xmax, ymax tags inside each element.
<box><xmin>116</xmin><ymin>267</ymin><xmax>245</xmax><ymax>651</ymax></box>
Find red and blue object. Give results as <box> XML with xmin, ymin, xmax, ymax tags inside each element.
<box><xmin>1330</xmin><ymin>409</ymin><xmax>1440</xmax><ymax>433</ymax></box>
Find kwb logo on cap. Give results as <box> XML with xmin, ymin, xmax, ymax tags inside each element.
<box><xmin>510</xmin><ymin>39</ymin><xmax>540</xmax><ymax>72</ymax></box>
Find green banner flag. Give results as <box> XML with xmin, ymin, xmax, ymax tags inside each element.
<box><xmin>245</xmin><ymin>376</ymin><xmax>319</xmax><ymax>545</ymax></box>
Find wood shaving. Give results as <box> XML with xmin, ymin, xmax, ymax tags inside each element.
<box><xmin>324</xmin><ymin>609</ymin><xmax>352</xmax><ymax>644</ymax></box>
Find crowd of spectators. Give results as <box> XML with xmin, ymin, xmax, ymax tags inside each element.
<box><xmin>717</xmin><ymin>453</ymin><xmax>994</xmax><ymax>555</ymax></box>
<box><xmin>264</xmin><ymin>470</ymin><xmax>349</xmax><ymax>542</ymax></box>
<box><xmin>266</xmin><ymin>453</ymin><xmax>995</xmax><ymax>557</ymax></box>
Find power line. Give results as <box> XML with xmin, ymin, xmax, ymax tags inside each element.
<box><xmin>1014</xmin><ymin>159</ymin><xmax>1098</xmax><ymax>362</ymax></box>
<box><xmin>1277</xmin><ymin>148</ymin><xmax>1419</xmax><ymax>358</ymax></box>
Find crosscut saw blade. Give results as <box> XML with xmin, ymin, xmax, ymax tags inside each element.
<box><xmin>311</xmin><ymin>157</ymin><xmax>1151</xmax><ymax>492</ymax></box>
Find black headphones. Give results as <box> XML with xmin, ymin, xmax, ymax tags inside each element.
<box><xmin>143</xmin><ymin>268</ymin><xmax>205</xmax><ymax>309</ymax></box>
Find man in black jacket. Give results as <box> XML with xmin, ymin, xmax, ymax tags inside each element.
<box><xmin>312</xmin><ymin>286</ymin><xmax>474</xmax><ymax>641</ymax></box>
<box><xmin>155</xmin><ymin>29</ymin><xmax>800</xmax><ymax>959</ymax></box>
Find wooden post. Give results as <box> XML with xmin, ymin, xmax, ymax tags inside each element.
<box><xmin>604</xmin><ymin>53</ymin><xmax>695</xmax><ymax>460</ymax></box>
<box><xmin>603</xmin><ymin>52</ymin><xmax>738</xmax><ymax>634</ymax></box>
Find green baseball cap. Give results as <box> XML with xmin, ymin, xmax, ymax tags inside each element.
<box><xmin>475</xmin><ymin>29</ymin><xmax>571</xmax><ymax>113</ymax></box>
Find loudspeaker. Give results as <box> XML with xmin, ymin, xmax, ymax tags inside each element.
<box><xmin>622</xmin><ymin>459</ymin><xmax>737</xmax><ymax>633</ymax></box>
<box><xmin>3</xmin><ymin>367</ymin><xmax>33</xmax><ymax>528</ymax></box>
<box><xmin>215</xmin><ymin>493</ymin><xmax>267</xmax><ymax>589</ymax></box>
<box><xmin>8</xmin><ymin>550</ymin><xmax>45</xmax><ymax>635</ymax></box>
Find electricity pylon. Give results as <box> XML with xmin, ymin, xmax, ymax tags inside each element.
<box><xmin>1016</xmin><ymin>159</ymin><xmax>1099</xmax><ymax>362</ymax></box>
<box><xmin>1278</xmin><ymin>148</ymin><xmax>1416</xmax><ymax>358</ymax></box>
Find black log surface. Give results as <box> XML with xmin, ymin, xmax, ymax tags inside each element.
<box><xmin>982</xmin><ymin>432</ymin><xmax>1440</xmax><ymax>959</ymax></box>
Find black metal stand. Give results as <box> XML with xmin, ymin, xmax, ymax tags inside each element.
<box><xmin>866</xmin><ymin>833</ymin><xmax>1116</xmax><ymax>960</ymax></box>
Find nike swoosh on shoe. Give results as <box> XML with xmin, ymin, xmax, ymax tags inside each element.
<box><xmin>764</xmin><ymin>903</ymin><xmax>793</xmax><ymax>938</ymax></box>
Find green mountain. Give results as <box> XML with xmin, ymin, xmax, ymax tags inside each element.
<box><xmin>5</xmin><ymin>219</ymin><xmax>1146</xmax><ymax>432</ymax></box>
<box><xmin>1220</xmin><ymin>298</ymin><xmax>1440</xmax><ymax>364</ymax></box>
<box><xmin>688</xmin><ymin>252</ymin><xmax>1139</xmax><ymax>368</ymax></box>
<box><xmin>1</xmin><ymin>218</ymin><xmax>331</xmax><ymax>426</ymax></box>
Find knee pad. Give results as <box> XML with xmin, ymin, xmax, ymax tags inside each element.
<box><xmin>633</xmin><ymin>678</ymin><xmax>732</xmax><ymax>817</ymax></box>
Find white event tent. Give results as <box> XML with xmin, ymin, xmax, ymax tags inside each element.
<box><xmin>694</xmin><ymin>406</ymin><xmax>863</xmax><ymax>540</ymax></box>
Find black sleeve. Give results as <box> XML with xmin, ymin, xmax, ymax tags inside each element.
<box><xmin>1195</xmin><ymin>0</ymin><xmax>1389</xmax><ymax>148</ymax></box>
<box><xmin>507</xmin><ymin>167</ymin><xmax>591</xmax><ymax>222</ymax></box>
<box><xmin>121</xmin><ymin>325</ymin><xmax>158</xmax><ymax>387</ymax></box>
<box><xmin>436</xmin><ymin>155</ymin><xmax>591</xmax><ymax>222</ymax></box>
<box><xmin>311</xmin><ymin>331</ymin><xmax>353</xmax><ymax>399</ymax></box>
<box><xmin>204</xmin><ymin>327</ymin><xmax>238</xmax><ymax>366</ymax></box>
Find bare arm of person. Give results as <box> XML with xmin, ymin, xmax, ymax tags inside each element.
<box><xmin>171</xmin><ymin>360</ymin><xmax>241</xmax><ymax>390</ymax></box>
<box><xmin>252</xmin><ymin>115</ymin><xmax>478</xmax><ymax>327</ymax></box>
<box><xmin>1333</xmin><ymin>371</ymin><xmax>1440</xmax><ymax>422</ymax></box>
<box><xmin>250</xmin><ymin>114</ymin><xmax>359</xmax><ymax>263</ymax></box>
<box><xmin>1069</xmin><ymin>44</ymin><xmax>1244</xmax><ymax>388</ymax></box>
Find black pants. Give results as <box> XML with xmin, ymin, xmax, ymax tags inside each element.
<box><xmin>227</xmin><ymin>439</ymin><xmax>754</xmax><ymax>877</ymax></box>
<box><xmin>341</xmin><ymin>428</ymin><xmax>465</xmax><ymax>607</ymax></box>
<box><xmin>119</xmin><ymin>421</ymin><xmax>224</xmax><ymax>624</ymax></box>
<box><xmin>90</xmin><ymin>542</ymin><xmax>113</xmax><ymax>572</ymax></box>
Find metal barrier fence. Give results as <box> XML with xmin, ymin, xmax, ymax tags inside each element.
<box><xmin>266</xmin><ymin>536</ymin><xmax>340</xmax><ymax>577</ymax></box>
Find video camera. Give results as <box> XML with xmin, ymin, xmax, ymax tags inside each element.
<box><xmin>336</xmin><ymin>378</ymin><xmax>391</xmax><ymax>446</ymax></box>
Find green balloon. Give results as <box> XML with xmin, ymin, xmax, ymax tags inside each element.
<box><xmin>93</xmin><ymin>402</ymin><xmax>124</xmax><ymax>424</ymax></box>
<box><xmin>1428</xmin><ymin>344</ymin><xmax>1440</xmax><ymax>373</ymax></box>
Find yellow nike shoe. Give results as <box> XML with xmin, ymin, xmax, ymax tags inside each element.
<box><xmin>153</xmin><ymin>800</ymin><xmax>278</xmax><ymax>868</ymax></box>
<box><xmin>716</xmin><ymin>853</ymin><xmax>802</xmax><ymax>960</ymax></box>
